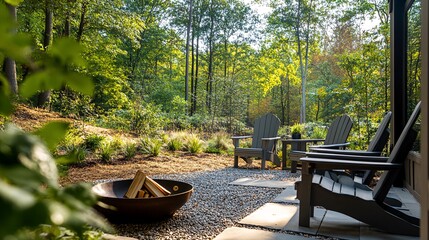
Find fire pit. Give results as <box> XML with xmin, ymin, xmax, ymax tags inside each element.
<box><xmin>92</xmin><ymin>179</ymin><xmax>193</xmax><ymax>223</ymax></box>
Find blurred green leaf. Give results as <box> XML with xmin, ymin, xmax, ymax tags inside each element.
<box><xmin>66</xmin><ymin>73</ymin><xmax>94</xmax><ymax>96</ymax></box>
<box><xmin>34</xmin><ymin>121</ymin><xmax>70</xmax><ymax>151</ymax></box>
<box><xmin>20</xmin><ymin>69</ymin><xmax>64</xmax><ymax>98</ymax></box>
<box><xmin>0</xmin><ymin>166</ymin><xmax>46</xmax><ymax>190</ymax></box>
<box><xmin>0</xmin><ymin>5</ymin><xmax>31</xmax><ymax>62</ymax></box>
<box><xmin>0</xmin><ymin>179</ymin><xmax>36</xmax><ymax>209</ymax></box>
<box><xmin>56</xmin><ymin>155</ymin><xmax>79</xmax><ymax>165</ymax></box>
<box><xmin>49</xmin><ymin>38</ymin><xmax>86</xmax><ymax>67</ymax></box>
<box><xmin>4</xmin><ymin>0</ymin><xmax>24</xmax><ymax>6</ymax></box>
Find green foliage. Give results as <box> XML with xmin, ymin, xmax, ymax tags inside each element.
<box><xmin>205</xmin><ymin>132</ymin><xmax>233</xmax><ymax>154</ymax></box>
<box><xmin>184</xmin><ymin>134</ymin><xmax>205</xmax><ymax>154</ymax></box>
<box><xmin>309</xmin><ymin>126</ymin><xmax>326</xmax><ymax>139</ymax></box>
<box><xmin>0</xmin><ymin>3</ymin><xmax>110</xmax><ymax>238</ymax></box>
<box><xmin>72</xmin><ymin>145</ymin><xmax>89</xmax><ymax>162</ymax></box>
<box><xmin>99</xmin><ymin>141</ymin><xmax>115</xmax><ymax>163</ymax></box>
<box><xmin>140</xmin><ymin>137</ymin><xmax>163</xmax><ymax>157</ymax></box>
<box><xmin>84</xmin><ymin>134</ymin><xmax>105</xmax><ymax>152</ymax></box>
<box><xmin>0</xmin><ymin>125</ymin><xmax>110</xmax><ymax>239</ymax></box>
<box><xmin>123</xmin><ymin>142</ymin><xmax>138</xmax><ymax>160</ymax></box>
<box><xmin>34</xmin><ymin>121</ymin><xmax>70</xmax><ymax>151</ymax></box>
<box><xmin>290</xmin><ymin>123</ymin><xmax>305</xmax><ymax>134</ymax></box>
<box><xmin>110</xmin><ymin>136</ymin><xmax>125</xmax><ymax>150</ymax></box>
<box><xmin>167</xmin><ymin>137</ymin><xmax>183</xmax><ymax>151</ymax></box>
<box><xmin>96</xmin><ymin>102</ymin><xmax>164</xmax><ymax>136</ymax></box>
<box><xmin>20</xmin><ymin>38</ymin><xmax>93</xmax><ymax>99</ymax></box>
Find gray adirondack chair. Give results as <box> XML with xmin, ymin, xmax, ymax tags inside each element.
<box><xmin>308</xmin><ymin>111</ymin><xmax>392</xmax><ymax>185</ymax></box>
<box><xmin>232</xmin><ymin>113</ymin><xmax>281</xmax><ymax>170</ymax></box>
<box><xmin>296</xmin><ymin>102</ymin><xmax>421</xmax><ymax>236</ymax></box>
<box><xmin>289</xmin><ymin>115</ymin><xmax>353</xmax><ymax>172</ymax></box>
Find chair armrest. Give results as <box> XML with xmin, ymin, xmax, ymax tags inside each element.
<box><xmin>261</xmin><ymin>137</ymin><xmax>281</xmax><ymax>150</ymax></box>
<box><xmin>231</xmin><ymin>135</ymin><xmax>253</xmax><ymax>139</ymax></box>
<box><xmin>308</xmin><ymin>148</ymin><xmax>382</xmax><ymax>156</ymax></box>
<box><xmin>304</xmin><ymin>152</ymin><xmax>389</xmax><ymax>162</ymax></box>
<box><xmin>231</xmin><ymin>135</ymin><xmax>253</xmax><ymax>148</ymax></box>
<box><xmin>311</xmin><ymin>142</ymin><xmax>350</xmax><ymax>149</ymax></box>
<box><xmin>300</xmin><ymin>157</ymin><xmax>401</xmax><ymax>171</ymax></box>
<box><xmin>261</xmin><ymin>136</ymin><xmax>281</xmax><ymax>141</ymax></box>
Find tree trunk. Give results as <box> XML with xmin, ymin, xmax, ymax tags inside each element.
<box><xmin>3</xmin><ymin>3</ymin><xmax>18</xmax><ymax>95</ymax></box>
<box><xmin>190</xmin><ymin>24</ymin><xmax>195</xmax><ymax>115</ymax></box>
<box><xmin>77</xmin><ymin>1</ymin><xmax>87</xmax><ymax>42</ymax></box>
<box><xmin>206</xmin><ymin>10</ymin><xmax>215</xmax><ymax>112</ymax></box>
<box><xmin>193</xmin><ymin>32</ymin><xmax>200</xmax><ymax>114</ymax></box>
<box><xmin>184</xmin><ymin>0</ymin><xmax>193</xmax><ymax>108</ymax></box>
<box><xmin>37</xmin><ymin>0</ymin><xmax>53</xmax><ymax>108</ymax></box>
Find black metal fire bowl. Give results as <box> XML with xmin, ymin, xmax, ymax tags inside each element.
<box><xmin>92</xmin><ymin>179</ymin><xmax>193</xmax><ymax>223</ymax></box>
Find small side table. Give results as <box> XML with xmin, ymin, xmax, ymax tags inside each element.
<box><xmin>281</xmin><ymin>138</ymin><xmax>324</xmax><ymax>172</ymax></box>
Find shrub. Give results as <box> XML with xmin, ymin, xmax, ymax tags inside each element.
<box><xmin>110</xmin><ymin>136</ymin><xmax>125</xmax><ymax>150</ymax></box>
<box><xmin>310</xmin><ymin>126</ymin><xmax>326</xmax><ymax>139</ymax></box>
<box><xmin>84</xmin><ymin>134</ymin><xmax>105</xmax><ymax>152</ymax></box>
<box><xmin>167</xmin><ymin>137</ymin><xmax>183</xmax><ymax>151</ymax></box>
<box><xmin>68</xmin><ymin>144</ymin><xmax>89</xmax><ymax>162</ymax></box>
<box><xmin>206</xmin><ymin>132</ymin><xmax>232</xmax><ymax>154</ymax></box>
<box><xmin>99</xmin><ymin>141</ymin><xmax>115</xmax><ymax>162</ymax></box>
<box><xmin>140</xmin><ymin>137</ymin><xmax>163</xmax><ymax>156</ymax></box>
<box><xmin>184</xmin><ymin>134</ymin><xmax>205</xmax><ymax>153</ymax></box>
<box><xmin>123</xmin><ymin>142</ymin><xmax>137</xmax><ymax>160</ymax></box>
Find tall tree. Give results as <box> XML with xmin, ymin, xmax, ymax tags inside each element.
<box><xmin>268</xmin><ymin>0</ymin><xmax>319</xmax><ymax>123</ymax></box>
<box><xmin>37</xmin><ymin>0</ymin><xmax>53</xmax><ymax>107</ymax></box>
<box><xmin>2</xmin><ymin>2</ymin><xmax>17</xmax><ymax>95</ymax></box>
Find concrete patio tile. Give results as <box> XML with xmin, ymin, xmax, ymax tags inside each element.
<box><xmin>239</xmin><ymin>203</ymin><xmax>297</xmax><ymax>230</ymax></box>
<box><xmin>213</xmin><ymin>227</ymin><xmax>317</xmax><ymax>240</ymax></box>
<box><xmin>229</xmin><ymin>178</ymin><xmax>295</xmax><ymax>188</ymax></box>
<box><xmin>400</xmin><ymin>202</ymin><xmax>421</xmax><ymax>218</ymax></box>
<box><xmin>272</xmin><ymin>186</ymin><xmax>299</xmax><ymax>204</ymax></box>
<box><xmin>282</xmin><ymin>206</ymin><xmax>326</xmax><ymax>235</ymax></box>
<box><xmin>393</xmin><ymin>188</ymin><xmax>419</xmax><ymax>204</ymax></box>
<box><xmin>359</xmin><ymin>226</ymin><xmax>419</xmax><ymax>240</ymax></box>
<box><xmin>317</xmin><ymin>210</ymin><xmax>361</xmax><ymax>240</ymax></box>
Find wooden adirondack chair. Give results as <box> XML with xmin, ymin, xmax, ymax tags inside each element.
<box><xmin>296</xmin><ymin>102</ymin><xmax>421</xmax><ymax>236</ymax></box>
<box><xmin>308</xmin><ymin>111</ymin><xmax>392</xmax><ymax>185</ymax></box>
<box><xmin>232</xmin><ymin>113</ymin><xmax>281</xmax><ymax>170</ymax></box>
<box><xmin>289</xmin><ymin>115</ymin><xmax>353</xmax><ymax>172</ymax></box>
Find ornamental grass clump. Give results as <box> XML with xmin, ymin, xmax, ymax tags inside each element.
<box><xmin>123</xmin><ymin>141</ymin><xmax>138</xmax><ymax>160</ymax></box>
<box><xmin>84</xmin><ymin>134</ymin><xmax>105</xmax><ymax>152</ymax></box>
<box><xmin>99</xmin><ymin>141</ymin><xmax>115</xmax><ymax>162</ymax></box>
<box><xmin>206</xmin><ymin>132</ymin><xmax>232</xmax><ymax>154</ymax></box>
<box><xmin>184</xmin><ymin>134</ymin><xmax>205</xmax><ymax>154</ymax></box>
<box><xmin>140</xmin><ymin>137</ymin><xmax>163</xmax><ymax>156</ymax></box>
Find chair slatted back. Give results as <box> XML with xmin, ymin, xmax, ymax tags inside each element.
<box><xmin>324</xmin><ymin>115</ymin><xmax>353</xmax><ymax>145</ymax></box>
<box><xmin>372</xmin><ymin>102</ymin><xmax>421</xmax><ymax>202</ymax></box>
<box><xmin>252</xmin><ymin>113</ymin><xmax>281</xmax><ymax>149</ymax></box>
<box><xmin>367</xmin><ymin>111</ymin><xmax>392</xmax><ymax>152</ymax></box>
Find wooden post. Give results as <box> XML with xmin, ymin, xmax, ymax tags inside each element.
<box><xmin>420</xmin><ymin>0</ymin><xmax>428</xmax><ymax>237</ymax></box>
<box><xmin>390</xmin><ymin>0</ymin><xmax>408</xmax><ymax>145</ymax></box>
<box><xmin>299</xmin><ymin>161</ymin><xmax>312</xmax><ymax>227</ymax></box>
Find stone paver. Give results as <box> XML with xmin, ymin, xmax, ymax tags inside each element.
<box><xmin>239</xmin><ymin>203</ymin><xmax>297</xmax><ymax>230</ymax></box>
<box><xmin>317</xmin><ymin>211</ymin><xmax>361</xmax><ymax>240</ymax></box>
<box><xmin>282</xmin><ymin>207</ymin><xmax>326</xmax><ymax>235</ymax></box>
<box><xmin>272</xmin><ymin>187</ymin><xmax>299</xmax><ymax>204</ymax></box>
<box><xmin>229</xmin><ymin>178</ymin><xmax>295</xmax><ymax>188</ymax></box>
<box><xmin>214</xmin><ymin>227</ymin><xmax>317</xmax><ymax>240</ymax></box>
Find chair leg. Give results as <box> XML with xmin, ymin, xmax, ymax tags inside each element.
<box><xmin>291</xmin><ymin>160</ymin><xmax>297</xmax><ymax>173</ymax></box>
<box><xmin>234</xmin><ymin>156</ymin><xmax>239</xmax><ymax>168</ymax></box>
<box><xmin>261</xmin><ymin>159</ymin><xmax>266</xmax><ymax>170</ymax></box>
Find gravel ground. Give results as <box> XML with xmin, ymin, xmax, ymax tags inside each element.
<box><xmin>108</xmin><ymin>168</ymin><xmax>308</xmax><ymax>240</ymax></box>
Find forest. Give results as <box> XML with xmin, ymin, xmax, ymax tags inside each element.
<box><xmin>1</xmin><ymin>0</ymin><xmax>422</xmax><ymax>146</ymax></box>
